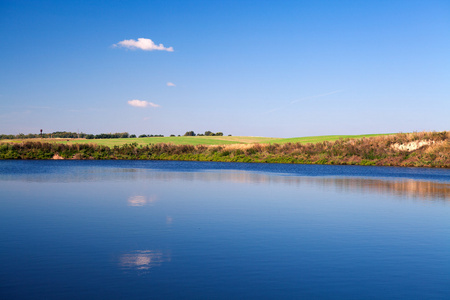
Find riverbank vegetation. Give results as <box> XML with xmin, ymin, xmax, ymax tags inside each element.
<box><xmin>1</xmin><ymin>132</ymin><xmax>448</xmax><ymax>168</ymax></box>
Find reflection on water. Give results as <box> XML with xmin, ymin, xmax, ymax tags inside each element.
<box><xmin>167</xmin><ymin>172</ymin><xmax>450</xmax><ymax>201</ymax></box>
<box><xmin>2</xmin><ymin>162</ymin><xmax>448</xmax><ymax>200</ymax></box>
<box><xmin>119</xmin><ymin>250</ymin><xmax>170</xmax><ymax>271</ymax></box>
<box><xmin>114</xmin><ymin>172</ymin><xmax>448</xmax><ymax>201</ymax></box>
<box><xmin>127</xmin><ymin>195</ymin><xmax>157</xmax><ymax>206</ymax></box>
<box><xmin>325</xmin><ymin>177</ymin><xmax>450</xmax><ymax>200</ymax></box>
<box><xmin>1</xmin><ymin>161</ymin><xmax>450</xmax><ymax>299</ymax></box>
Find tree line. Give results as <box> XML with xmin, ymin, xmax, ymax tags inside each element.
<box><xmin>0</xmin><ymin>131</ymin><xmax>134</xmax><ymax>139</ymax></box>
<box><xmin>184</xmin><ymin>131</ymin><xmax>226</xmax><ymax>136</ymax></box>
<box><xmin>1</xmin><ymin>130</ymin><xmax>230</xmax><ymax>139</ymax></box>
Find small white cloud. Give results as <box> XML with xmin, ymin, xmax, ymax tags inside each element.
<box><xmin>113</xmin><ymin>38</ymin><xmax>174</xmax><ymax>52</ymax></box>
<box><xmin>166</xmin><ymin>82</ymin><xmax>176</xmax><ymax>87</ymax></box>
<box><xmin>127</xmin><ymin>100</ymin><xmax>160</xmax><ymax>108</ymax></box>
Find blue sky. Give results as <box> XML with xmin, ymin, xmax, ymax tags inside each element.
<box><xmin>1</xmin><ymin>0</ymin><xmax>449</xmax><ymax>137</ymax></box>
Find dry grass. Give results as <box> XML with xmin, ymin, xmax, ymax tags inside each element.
<box><xmin>206</xmin><ymin>144</ymin><xmax>255</xmax><ymax>151</ymax></box>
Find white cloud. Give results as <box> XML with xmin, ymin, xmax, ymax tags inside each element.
<box><xmin>113</xmin><ymin>38</ymin><xmax>174</xmax><ymax>52</ymax></box>
<box><xmin>166</xmin><ymin>82</ymin><xmax>176</xmax><ymax>87</ymax></box>
<box><xmin>127</xmin><ymin>100</ymin><xmax>160</xmax><ymax>108</ymax></box>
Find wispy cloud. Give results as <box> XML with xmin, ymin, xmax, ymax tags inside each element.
<box><xmin>166</xmin><ymin>82</ymin><xmax>176</xmax><ymax>87</ymax></box>
<box><xmin>113</xmin><ymin>38</ymin><xmax>174</xmax><ymax>52</ymax></box>
<box><xmin>265</xmin><ymin>90</ymin><xmax>344</xmax><ymax>114</ymax></box>
<box><xmin>0</xmin><ymin>105</ymin><xmax>106</xmax><ymax>116</ymax></box>
<box><xmin>0</xmin><ymin>105</ymin><xmax>53</xmax><ymax>110</ymax></box>
<box><xmin>127</xmin><ymin>100</ymin><xmax>160</xmax><ymax>108</ymax></box>
<box><xmin>0</xmin><ymin>110</ymin><xmax>32</xmax><ymax>119</ymax></box>
<box><xmin>290</xmin><ymin>90</ymin><xmax>344</xmax><ymax>104</ymax></box>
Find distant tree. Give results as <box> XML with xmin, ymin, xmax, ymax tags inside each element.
<box><xmin>228</xmin><ymin>134</ymin><xmax>232</xmax><ymax>136</ymax></box>
<box><xmin>139</xmin><ymin>134</ymin><xmax>147</xmax><ymax>138</ymax></box>
<box><xmin>216</xmin><ymin>132</ymin><xmax>223</xmax><ymax>136</ymax></box>
<box><xmin>52</xmin><ymin>131</ymin><xmax>78</xmax><ymax>138</ymax></box>
<box><xmin>0</xmin><ymin>134</ymin><xmax>15</xmax><ymax>139</ymax></box>
<box><xmin>170</xmin><ymin>134</ymin><xmax>175</xmax><ymax>137</ymax></box>
<box><xmin>184</xmin><ymin>131</ymin><xmax>196</xmax><ymax>136</ymax></box>
<box><xmin>204</xmin><ymin>131</ymin><xmax>213</xmax><ymax>136</ymax></box>
<box><xmin>129</xmin><ymin>134</ymin><xmax>136</xmax><ymax>138</ymax></box>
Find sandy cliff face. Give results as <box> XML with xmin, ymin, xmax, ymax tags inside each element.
<box><xmin>391</xmin><ymin>140</ymin><xmax>435</xmax><ymax>152</ymax></box>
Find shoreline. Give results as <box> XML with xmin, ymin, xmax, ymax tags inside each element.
<box><xmin>1</xmin><ymin>158</ymin><xmax>448</xmax><ymax>169</ymax></box>
<box><xmin>1</xmin><ymin>131</ymin><xmax>449</xmax><ymax>168</ymax></box>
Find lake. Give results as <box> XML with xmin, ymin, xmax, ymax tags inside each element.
<box><xmin>1</xmin><ymin>161</ymin><xmax>449</xmax><ymax>299</ymax></box>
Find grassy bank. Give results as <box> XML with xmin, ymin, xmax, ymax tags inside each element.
<box><xmin>1</xmin><ymin>132</ymin><xmax>448</xmax><ymax>168</ymax></box>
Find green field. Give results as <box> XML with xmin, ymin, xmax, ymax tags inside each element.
<box><xmin>1</xmin><ymin>133</ymin><xmax>393</xmax><ymax>146</ymax></box>
<box><xmin>277</xmin><ymin>133</ymin><xmax>394</xmax><ymax>144</ymax></box>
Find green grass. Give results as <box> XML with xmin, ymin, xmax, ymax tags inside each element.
<box><xmin>275</xmin><ymin>133</ymin><xmax>394</xmax><ymax>144</ymax></box>
<box><xmin>1</xmin><ymin>133</ymin><xmax>393</xmax><ymax>147</ymax></box>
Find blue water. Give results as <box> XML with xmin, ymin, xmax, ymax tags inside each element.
<box><xmin>1</xmin><ymin>161</ymin><xmax>449</xmax><ymax>299</ymax></box>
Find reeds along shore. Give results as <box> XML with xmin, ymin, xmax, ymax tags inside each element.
<box><xmin>1</xmin><ymin>132</ymin><xmax>449</xmax><ymax>168</ymax></box>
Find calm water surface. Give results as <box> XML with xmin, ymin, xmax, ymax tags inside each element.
<box><xmin>1</xmin><ymin>161</ymin><xmax>450</xmax><ymax>299</ymax></box>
